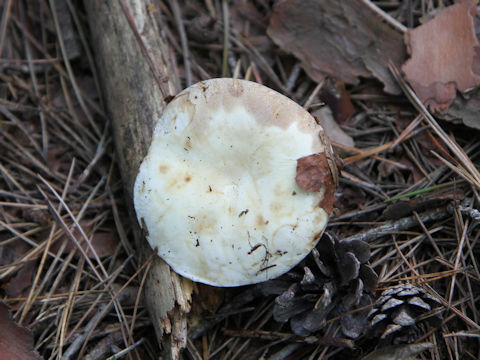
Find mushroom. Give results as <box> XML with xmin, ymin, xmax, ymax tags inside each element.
<box><xmin>133</xmin><ymin>78</ymin><xmax>335</xmax><ymax>287</ymax></box>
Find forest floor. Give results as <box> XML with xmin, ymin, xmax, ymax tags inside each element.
<box><xmin>0</xmin><ymin>1</ymin><xmax>479</xmax><ymax>359</ymax></box>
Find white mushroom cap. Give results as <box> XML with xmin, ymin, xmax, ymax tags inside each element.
<box><xmin>134</xmin><ymin>78</ymin><xmax>333</xmax><ymax>287</ymax></box>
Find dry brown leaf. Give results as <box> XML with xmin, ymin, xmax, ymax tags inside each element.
<box><xmin>0</xmin><ymin>303</ymin><xmax>42</xmax><ymax>360</ymax></box>
<box><xmin>402</xmin><ymin>0</ymin><xmax>480</xmax><ymax>113</ymax></box>
<box><xmin>267</xmin><ymin>0</ymin><xmax>405</xmax><ymax>94</ymax></box>
<box><xmin>295</xmin><ymin>153</ymin><xmax>336</xmax><ymax>214</ymax></box>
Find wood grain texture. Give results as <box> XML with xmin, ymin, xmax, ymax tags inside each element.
<box><xmin>84</xmin><ymin>1</ymin><xmax>192</xmax><ymax>358</ymax></box>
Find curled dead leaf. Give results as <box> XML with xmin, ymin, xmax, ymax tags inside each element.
<box><xmin>295</xmin><ymin>153</ymin><xmax>336</xmax><ymax>215</ymax></box>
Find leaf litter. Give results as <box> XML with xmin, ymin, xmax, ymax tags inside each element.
<box><xmin>0</xmin><ymin>0</ymin><xmax>480</xmax><ymax>359</ymax></box>
<box><xmin>267</xmin><ymin>0</ymin><xmax>406</xmax><ymax>94</ymax></box>
<box><xmin>402</xmin><ymin>0</ymin><xmax>480</xmax><ymax>114</ymax></box>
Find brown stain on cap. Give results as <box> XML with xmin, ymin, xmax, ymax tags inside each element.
<box><xmin>256</xmin><ymin>214</ymin><xmax>266</xmax><ymax>227</ymax></box>
<box><xmin>178</xmin><ymin>79</ymin><xmax>325</xmax><ymax>154</ymax></box>
<box><xmin>159</xmin><ymin>165</ymin><xmax>169</xmax><ymax>174</ymax></box>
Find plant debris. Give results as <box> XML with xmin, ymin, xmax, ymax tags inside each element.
<box><xmin>402</xmin><ymin>0</ymin><xmax>480</xmax><ymax>113</ymax></box>
<box><xmin>1</xmin><ymin>0</ymin><xmax>479</xmax><ymax>359</ymax></box>
<box><xmin>267</xmin><ymin>0</ymin><xmax>406</xmax><ymax>94</ymax></box>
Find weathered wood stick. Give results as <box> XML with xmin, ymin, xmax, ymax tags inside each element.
<box><xmin>84</xmin><ymin>1</ymin><xmax>192</xmax><ymax>358</ymax></box>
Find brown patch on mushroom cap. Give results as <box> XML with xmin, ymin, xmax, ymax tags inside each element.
<box><xmin>159</xmin><ymin>165</ymin><xmax>169</xmax><ymax>174</ymax></box>
<box><xmin>295</xmin><ymin>153</ymin><xmax>336</xmax><ymax>214</ymax></box>
<box><xmin>185</xmin><ymin>79</ymin><xmax>325</xmax><ymax>142</ymax></box>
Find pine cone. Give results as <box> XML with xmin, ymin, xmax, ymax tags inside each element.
<box><xmin>367</xmin><ymin>283</ymin><xmax>443</xmax><ymax>344</ymax></box>
<box><xmin>273</xmin><ymin>233</ymin><xmax>378</xmax><ymax>338</ymax></box>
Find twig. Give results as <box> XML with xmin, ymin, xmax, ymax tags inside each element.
<box><xmin>221</xmin><ymin>0</ymin><xmax>230</xmax><ymax>77</ymax></box>
<box><xmin>84</xmin><ymin>331</ymin><xmax>124</xmax><ymax>360</ymax></box>
<box><xmin>431</xmin><ymin>151</ymin><xmax>479</xmax><ymax>189</ymax></box>
<box><xmin>389</xmin><ymin>114</ymin><xmax>423</xmax><ymax>150</ymax></box>
<box><xmin>106</xmin><ymin>338</ymin><xmax>145</xmax><ymax>360</ymax></box>
<box><xmin>458</xmin><ymin>205</ymin><xmax>480</xmax><ymax>224</ymax></box>
<box><xmin>341</xmin><ymin>127</ymin><xmax>423</xmax><ymax>164</ymax></box>
<box><xmin>341</xmin><ymin>208</ymin><xmax>450</xmax><ymax>243</ymax></box>
<box><xmin>303</xmin><ymin>80</ymin><xmax>324</xmax><ymax>109</ymax></box>
<box><xmin>169</xmin><ymin>0</ymin><xmax>192</xmax><ymax>86</ymax></box>
<box><xmin>359</xmin><ymin>0</ymin><xmax>407</xmax><ymax>33</ymax></box>
<box><xmin>286</xmin><ymin>62</ymin><xmax>301</xmax><ymax>92</ymax></box>
<box><xmin>61</xmin><ymin>302</ymin><xmax>112</xmax><ymax>360</ymax></box>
